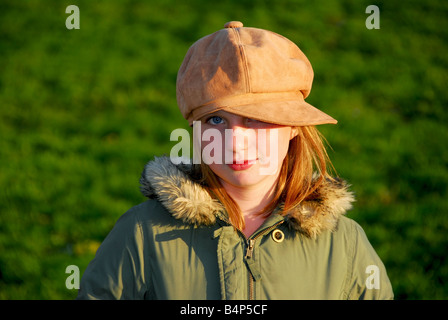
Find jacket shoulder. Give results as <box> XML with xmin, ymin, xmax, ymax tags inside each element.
<box><xmin>120</xmin><ymin>199</ymin><xmax>185</xmax><ymax>227</ymax></box>
<box><xmin>332</xmin><ymin>216</ymin><xmax>394</xmax><ymax>300</ymax></box>
<box><xmin>77</xmin><ymin>199</ymin><xmax>184</xmax><ymax>300</ymax></box>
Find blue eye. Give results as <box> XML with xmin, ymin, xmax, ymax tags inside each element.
<box><xmin>207</xmin><ymin>116</ymin><xmax>224</xmax><ymax>125</ymax></box>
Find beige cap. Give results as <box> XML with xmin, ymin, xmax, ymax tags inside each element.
<box><xmin>176</xmin><ymin>21</ymin><xmax>337</xmax><ymax>126</ymax></box>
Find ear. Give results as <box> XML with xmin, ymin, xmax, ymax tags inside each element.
<box><xmin>289</xmin><ymin>127</ymin><xmax>299</xmax><ymax>140</ymax></box>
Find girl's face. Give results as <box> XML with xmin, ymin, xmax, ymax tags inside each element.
<box><xmin>198</xmin><ymin>110</ymin><xmax>298</xmax><ymax>189</ymax></box>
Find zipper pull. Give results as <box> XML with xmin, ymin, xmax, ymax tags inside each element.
<box><xmin>245</xmin><ymin>239</ymin><xmax>255</xmax><ymax>259</ymax></box>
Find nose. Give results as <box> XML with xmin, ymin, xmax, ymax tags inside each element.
<box><xmin>225</xmin><ymin>125</ymin><xmax>257</xmax><ymax>162</ymax></box>
<box><xmin>231</xmin><ymin>126</ymin><xmax>248</xmax><ymax>151</ymax></box>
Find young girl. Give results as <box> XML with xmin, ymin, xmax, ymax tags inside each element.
<box><xmin>77</xmin><ymin>21</ymin><xmax>393</xmax><ymax>300</ymax></box>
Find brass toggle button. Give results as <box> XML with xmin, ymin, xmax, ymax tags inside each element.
<box><xmin>272</xmin><ymin>229</ymin><xmax>284</xmax><ymax>243</ymax></box>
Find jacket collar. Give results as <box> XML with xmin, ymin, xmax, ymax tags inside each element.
<box><xmin>140</xmin><ymin>156</ymin><xmax>355</xmax><ymax>238</ymax></box>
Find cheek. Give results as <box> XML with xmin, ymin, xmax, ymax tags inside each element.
<box><xmin>277</xmin><ymin>129</ymin><xmax>292</xmax><ymax>160</ymax></box>
<box><xmin>199</xmin><ymin>127</ymin><xmax>226</xmax><ymax>163</ymax></box>
<box><xmin>257</xmin><ymin>128</ymin><xmax>291</xmax><ymax>160</ymax></box>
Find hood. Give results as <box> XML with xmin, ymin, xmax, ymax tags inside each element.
<box><xmin>140</xmin><ymin>156</ymin><xmax>355</xmax><ymax>238</ymax></box>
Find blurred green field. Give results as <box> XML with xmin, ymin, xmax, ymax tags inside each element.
<box><xmin>0</xmin><ymin>0</ymin><xmax>447</xmax><ymax>299</ymax></box>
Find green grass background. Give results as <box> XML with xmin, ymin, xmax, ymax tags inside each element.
<box><xmin>0</xmin><ymin>0</ymin><xmax>447</xmax><ymax>299</ymax></box>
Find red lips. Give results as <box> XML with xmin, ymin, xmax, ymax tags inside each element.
<box><xmin>227</xmin><ymin>160</ymin><xmax>256</xmax><ymax>171</ymax></box>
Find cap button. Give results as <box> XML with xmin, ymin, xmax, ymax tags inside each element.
<box><xmin>224</xmin><ymin>21</ymin><xmax>244</xmax><ymax>28</ymax></box>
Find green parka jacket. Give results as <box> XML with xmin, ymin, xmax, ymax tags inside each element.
<box><xmin>77</xmin><ymin>156</ymin><xmax>393</xmax><ymax>300</ymax></box>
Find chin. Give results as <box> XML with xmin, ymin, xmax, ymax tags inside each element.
<box><xmin>225</xmin><ymin>168</ymin><xmax>276</xmax><ymax>189</ymax></box>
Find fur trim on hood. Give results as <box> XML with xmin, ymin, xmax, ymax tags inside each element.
<box><xmin>140</xmin><ymin>156</ymin><xmax>355</xmax><ymax>238</ymax></box>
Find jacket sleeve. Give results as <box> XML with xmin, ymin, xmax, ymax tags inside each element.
<box><xmin>76</xmin><ymin>205</ymin><xmax>150</xmax><ymax>300</ymax></box>
<box><xmin>344</xmin><ymin>220</ymin><xmax>394</xmax><ymax>300</ymax></box>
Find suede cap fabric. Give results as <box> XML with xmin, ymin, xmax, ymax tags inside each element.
<box><xmin>176</xmin><ymin>21</ymin><xmax>337</xmax><ymax>126</ymax></box>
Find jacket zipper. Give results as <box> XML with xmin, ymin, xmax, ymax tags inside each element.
<box><xmin>244</xmin><ymin>221</ymin><xmax>284</xmax><ymax>300</ymax></box>
<box><xmin>245</xmin><ymin>239</ymin><xmax>255</xmax><ymax>259</ymax></box>
<box><xmin>217</xmin><ymin>213</ymin><xmax>284</xmax><ymax>300</ymax></box>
